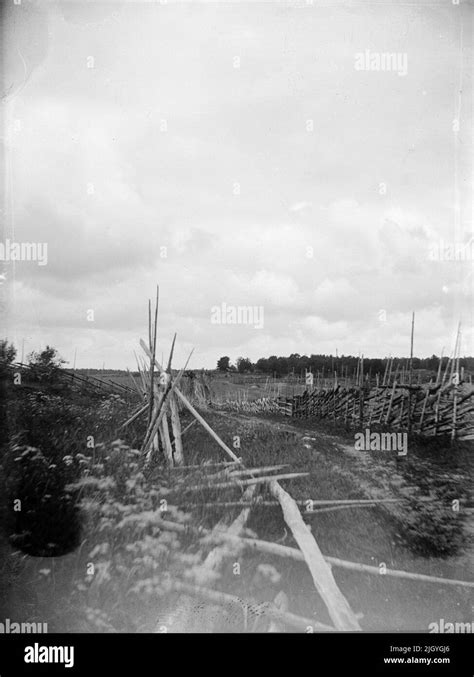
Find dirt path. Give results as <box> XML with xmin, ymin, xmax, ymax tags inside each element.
<box><xmin>214</xmin><ymin>409</ymin><xmax>473</xmax><ymax>562</ymax></box>
<box><xmin>205</xmin><ymin>409</ymin><xmax>474</xmax><ymax>631</ymax></box>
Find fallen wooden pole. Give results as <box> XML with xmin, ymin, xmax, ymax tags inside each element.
<box><xmin>169</xmin><ymin>459</ymin><xmax>241</xmax><ymax>471</ymax></box>
<box><xmin>154</xmin><ymin>518</ymin><xmax>474</xmax><ymax>589</ymax></box>
<box><xmin>210</xmin><ymin>531</ymin><xmax>474</xmax><ymax>589</ymax></box>
<box><xmin>167</xmin><ymin>580</ymin><xmax>335</xmax><ymax>632</ymax></box>
<box><xmin>205</xmin><ymin>464</ymin><xmax>288</xmax><ymax>482</ymax></box>
<box><xmin>306</xmin><ymin>504</ymin><xmax>378</xmax><ymax>515</ymax></box>
<box><xmin>201</xmin><ymin>484</ymin><xmax>257</xmax><ymax>575</ymax></box>
<box><xmin>227</xmin><ymin>464</ymin><xmax>289</xmax><ymax>478</ymax></box>
<box><xmin>269</xmin><ymin>480</ymin><xmax>361</xmax><ymax>630</ymax></box>
<box><xmin>179</xmin><ymin>498</ymin><xmax>409</xmax><ymax>508</ymax></box>
<box><xmin>183</xmin><ymin>472</ymin><xmax>309</xmax><ymax>492</ymax></box>
<box><xmin>170</xmin><ymin>484</ymin><xmax>258</xmax><ymax>632</ymax></box>
<box><xmin>183</xmin><ymin>502</ymin><xmax>383</xmax><ymax>515</ymax></box>
<box><xmin>215</xmin><ymin>531</ymin><xmax>474</xmax><ymax>588</ymax></box>
<box><xmin>267</xmin><ymin>591</ymin><xmax>289</xmax><ymax>633</ymax></box>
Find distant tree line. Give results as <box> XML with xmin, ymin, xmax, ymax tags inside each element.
<box><xmin>217</xmin><ymin>353</ymin><xmax>474</xmax><ymax>377</ymax></box>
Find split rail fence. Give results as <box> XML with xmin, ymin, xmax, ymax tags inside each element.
<box><xmin>276</xmin><ymin>381</ymin><xmax>474</xmax><ymax>441</ymax></box>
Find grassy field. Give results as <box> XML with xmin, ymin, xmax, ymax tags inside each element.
<box><xmin>168</xmin><ymin>409</ymin><xmax>473</xmax><ymax>631</ymax></box>
<box><xmin>91</xmin><ymin>369</ymin><xmax>474</xmax><ymax>404</ymax></box>
<box><xmin>1</xmin><ymin>369</ymin><xmax>473</xmax><ymax>633</ymax></box>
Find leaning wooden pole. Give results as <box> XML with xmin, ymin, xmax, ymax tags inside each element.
<box><xmin>450</xmin><ymin>322</ymin><xmax>461</xmax><ymax>384</ymax></box>
<box><xmin>419</xmin><ymin>387</ymin><xmax>430</xmax><ymax>434</ymax></box>
<box><xmin>269</xmin><ymin>480</ymin><xmax>361</xmax><ymax>631</ymax></box>
<box><xmin>407</xmin><ymin>311</ymin><xmax>415</xmax><ymax>436</ymax></box>
<box><xmin>169</xmin><ymin>392</ymin><xmax>184</xmax><ymax>466</ymax></box>
<box><xmin>435</xmin><ymin>347</ymin><xmax>444</xmax><ymax>387</ymax></box>
<box><xmin>382</xmin><ymin>356</ymin><xmax>389</xmax><ymax>386</ymax></box>
<box><xmin>140</xmin><ymin>339</ymin><xmax>241</xmax><ymax>463</ymax></box>
<box><xmin>148</xmin><ymin>286</ymin><xmax>159</xmax><ymax>426</ymax></box>
<box><xmin>176</xmin><ymin>390</ymin><xmax>241</xmax><ymax>463</ymax></box>
<box><xmin>159</xmin><ymin>408</ymin><xmax>174</xmax><ymax>467</ymax></box>
<box><xmin>452</xmin><ymin>324</ymin><xmax>461</xmax><ymax>443</ymax></box>
<box><xmin>385</xmin><ymin>378</ymin><xmax>397</xmax><ymax>424</ymax></box>
<box><xmin>148</xmin><ymin>300</ymin><xmax>152</xmax><ymax>353</ymax></box>
<box><xmin>142</xmin><ymin>351</ymin><xmax>193</xmax><ymax>456</ymax></box>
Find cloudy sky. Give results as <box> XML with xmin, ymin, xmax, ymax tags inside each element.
<box><xmin>1</xmin><ymin>0</ymin><xmax>472</xmax><ymax>369</ymax></box>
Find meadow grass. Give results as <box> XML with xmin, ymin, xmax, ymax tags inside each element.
<box><xmin>1</xmin><ymin>381</ymin><xmax>472</xmax><ymax>632</ymax></box>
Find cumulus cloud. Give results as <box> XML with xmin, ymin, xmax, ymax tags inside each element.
<box><xmin>1</xmin><ymin>1</ymin><xmax>471</xmax><ymax>367</ymax></box>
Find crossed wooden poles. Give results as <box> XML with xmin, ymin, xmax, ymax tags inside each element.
<box><xmin>120</xmin><ymin>287</ymin><xmax>241</xmax><ymax>468</ymax></box>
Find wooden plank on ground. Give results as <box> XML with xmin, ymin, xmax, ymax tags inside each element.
<box><xmin>184</xmin><ymin>472</ymin><xmax>308</xmax><ymax>492</ymax></box>
<box><xmin>269</xmin><ymin>480</ymin><xmax>361</xmax><ymax>631</ymax></box>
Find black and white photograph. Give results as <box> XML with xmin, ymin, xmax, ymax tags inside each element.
<box><xmin>0</xmin><ymin>0</ymin><xmax>473</xmax><ymax>672</ymax></box>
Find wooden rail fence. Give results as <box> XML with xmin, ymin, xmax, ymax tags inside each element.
<box><xmin>276</xmin><ymin>382</ymin><xmax>474</xmax><ymax>440</ymax></box>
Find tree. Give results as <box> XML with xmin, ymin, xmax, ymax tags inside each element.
<box><xmin>27</xmin><ymin>346</ymin><xmax>66</xmax><ymax>370</ymax></box>
<box><xmin>217</xmin><ymin>356</ymin><xmax>231</xmax><ymax>372</ymax></box>
<box><xmin>0</xmin><ymin>340</ymin><xmax>16</xmax><ymax>445</ymax></box>
<box><xmin>236</xmin><ymin>357</ymin><xmax>254</xmax><ymax>374</ymax></box>
<box><xmin>0</xmin><ymin>339</ymin><xmax>16</xmax><ymax>366</ymax></box>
